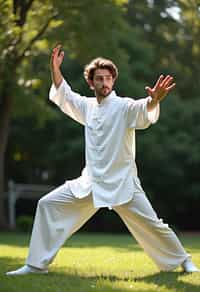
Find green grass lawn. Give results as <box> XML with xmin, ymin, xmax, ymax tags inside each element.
<box><xmin>0</xmin><ymin>232</ymin><xmax>200</xmax><ymax>291</ymax></box>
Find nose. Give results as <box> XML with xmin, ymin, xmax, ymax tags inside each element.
<box><xmin>102</xmin><ymin>79</ymin><xmax>106</xmax><ymax>85</ymax></box>
<box><xmin>102</xmin><ymin>77</ymin><xmax>109</xmax><ymax>85</ymax></box>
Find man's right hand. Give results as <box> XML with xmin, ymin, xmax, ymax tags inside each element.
<box><xmin>50</xmin><ymin>44</ymin><xmax>64</xmax><ymax>88</ymax></box>
<box><xmin>50</xmin><ymin>44</ymin><xmax>64</xmax><ymax>69</ymax></box>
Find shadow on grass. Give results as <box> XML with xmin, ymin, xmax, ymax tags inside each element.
<box><xmin>1</xmin><ymin>257</ymin><xmax>134</xmax><ymax>292</ymax></box>
<box><xmin>134</xmin><ymin>271</ymin><xmax>200</xmax><ymax>292</ymax></box>
<box><xmin>1</xmin><ymin>257</ymin><xmax>200</xmax><ymax>292</ymax></box>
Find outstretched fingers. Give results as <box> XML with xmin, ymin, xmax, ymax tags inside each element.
<box><xmin>160</xmin><ymin>75</ymin><xmax>176</xmax><ymax>95</ymax></box>
<box><xmin>161</xmin><ymin>75</ymin><xmax>174</xmax><ymax>88</ymax></box>
<box><xmin>154</xmin><ymin>74</ymin><xmax>165</xmax><ymax>89</ymax></box>
<box><xmin>166</xmin><ymin>82</ymin><xmax>176</xmax><ymax>91</ymax></box>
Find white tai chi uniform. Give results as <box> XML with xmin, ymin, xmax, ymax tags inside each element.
<box><xmin>26</xmin><ymin>79</ymin><xmax>189</xmax><ymax>271</ymax></box>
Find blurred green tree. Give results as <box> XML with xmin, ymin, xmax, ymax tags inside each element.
<box><xmin>127</xmin><ymin>0</ymin><xmax>200</xmax><ymax>98</ymax></box>
<box><xmin>127</xmin><ymin>0</ymin><xmax>200</xmax><ymax>229</ymax></box>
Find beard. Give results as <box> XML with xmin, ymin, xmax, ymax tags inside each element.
<box><xmin>96</xmin><ymin>86</ymin><xmax>112</xmax><ymax>97</ymax></box>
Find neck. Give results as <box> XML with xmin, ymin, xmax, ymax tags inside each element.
<box><xmin>96</xmin><ymin>95</ymin><xmax>105</xmax><ymax>104</ymax></box>
<box><xmin>96</xmin><ymin>90</ymin><xmax>113</xmax><ymax>104</ymax></box>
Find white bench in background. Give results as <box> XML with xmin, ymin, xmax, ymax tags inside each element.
<box><xmin>8</xmin><ymin>180</ymin><xmax>55</xmax><ymax>229</ymax></box>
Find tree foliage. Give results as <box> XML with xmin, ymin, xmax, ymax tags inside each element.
<box><xmin>127</xmin><ymin>0</ymin><xmax>200</xmax><ymax>229</ymax></box>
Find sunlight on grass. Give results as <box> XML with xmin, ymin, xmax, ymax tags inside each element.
<box><xmin>1</xmin><ymin>232</ymin><xmax>200</xmax><ymax>291</ymax></box>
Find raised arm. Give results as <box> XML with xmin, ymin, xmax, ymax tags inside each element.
<box><xmin>146</xmin><ymin>75</ymin><xmax>176</xmax><ymax>112</ymax></box>
<box><xmin>49</xmin><ymin>45</ymin><xmax>87</xmax><ymax>125</ymax></box>
<box><xmin>50</xmin><ymin>44</ymin><xmax>64</xmax><ymax>88</ymax></box>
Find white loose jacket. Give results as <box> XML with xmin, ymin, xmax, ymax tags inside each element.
<box><xmin>49</xmin><ymin>79</ymin><xmax>159</xmax><ymax>208</ymax></box>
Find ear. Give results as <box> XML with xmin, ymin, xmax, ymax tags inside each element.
<box><xmin>87</xmin><ymin>79</ymin><xmax>94</xmax><ymax>90</ymax></box>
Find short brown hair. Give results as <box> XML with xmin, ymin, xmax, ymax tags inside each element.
<box><xmin>84</xmin><ymin>57</ymin><xmax>118</xmax><ymax>82</ymax></box>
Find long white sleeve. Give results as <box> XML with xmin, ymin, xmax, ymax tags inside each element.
<box><xmin>125</xmin><ymin>96</ymin><xmax>160</xmax><ymax>129</ymax></box>
<box><xmin>49</xmin><ymin>79</ymin><xmax>87</xmax><ymax>125</ymax></box>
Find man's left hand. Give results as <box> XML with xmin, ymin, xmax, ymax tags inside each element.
<box><xmin>146</xmin><ymin>74</ymin><xmax>176</xmax><ymax>111</ymax></box>
<box><xmin>146</xmin><ymin>74</ymin><xmax>175</xmax><ymax>100</ymax></box>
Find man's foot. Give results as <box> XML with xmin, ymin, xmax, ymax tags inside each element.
<box><xmin>6</xmin><ymin>265</ymin><xmax>48</xmax><ymax>276</ymax></box>
<box><xmin>182</xmin><ymin>259</ymin><xmax>200</xmax><ymax>273</ymax></box>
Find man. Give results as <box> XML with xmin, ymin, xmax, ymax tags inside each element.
<box><xmin>6</xmin><ymin>45</ymin><xmax>199</xmax><ymax>275</ymax></box>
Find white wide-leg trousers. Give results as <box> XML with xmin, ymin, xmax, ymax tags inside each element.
<box><xmin>26</xmin><ymin>183</ymin><xmax>189</xmax><ymax>271</ymax></box>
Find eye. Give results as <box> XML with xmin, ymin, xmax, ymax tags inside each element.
<box><xmin>95</xmin><ymin>76</ymin><xmax>102</xmax><ymax>81</ymax></box>
<box><xmin>94</xmin><ymin>75</ymin><xmax>112</xmax><ymax>81</ymax></box>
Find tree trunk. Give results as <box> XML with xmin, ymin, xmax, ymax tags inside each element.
<box><xmin>0</xmin><ymin>94</ymin><xmax>13</xmax><ymax>230</ymax></box>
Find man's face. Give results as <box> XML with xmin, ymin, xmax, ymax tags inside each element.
<box><xmin>90</xmin><ymin>69</ymin><xmax>115</xmax><ymax>97</ymax></box>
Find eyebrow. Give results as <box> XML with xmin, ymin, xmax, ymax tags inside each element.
<box><xmin>95</xmin><ymin>74</ymin><xmax>112</xmax><ymax>77</ymax></box>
